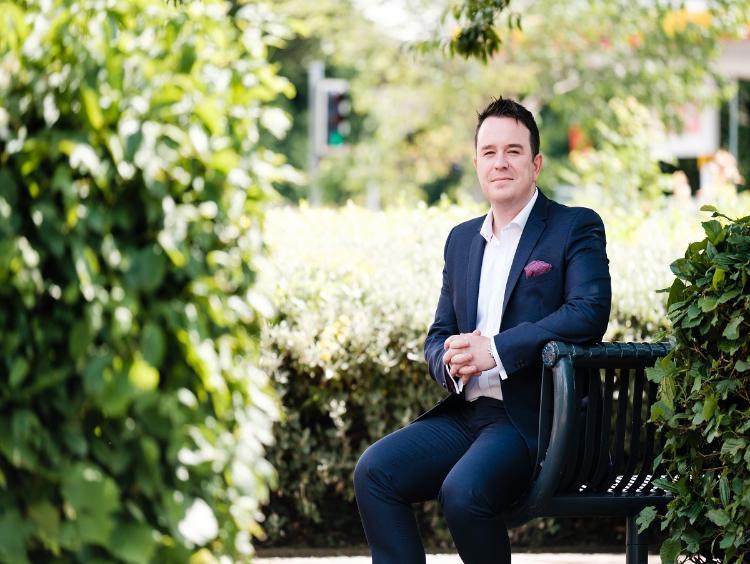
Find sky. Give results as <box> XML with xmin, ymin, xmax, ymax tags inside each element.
<box><xmin>353</xmin><ymin>0</ymin><xmax>444</xmax><ymax>42</ymax></box>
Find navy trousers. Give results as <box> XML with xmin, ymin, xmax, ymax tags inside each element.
<box><xmin>354</xmin><ymin>397</ymin><xmax>533</xmax><ymax>564</ymax></box>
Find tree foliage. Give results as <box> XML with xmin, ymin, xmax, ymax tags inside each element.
<box><xmin>436</xmin><ymin>0</ymin><xmax>750</xmax><ymax>131</ymax></box>
<box><xmin>267</xmin><ymin>0</ymin><xmax>749</xmax><ymax>205</ymax></box>
<box><xmin>0</xmin><ymin>0</ymin><xmax>293</xmax><ymax>561</ymax></box>
<box><xmin>642</xmin><ymin>207</ymin><xmax>750</xmax><ymax>563</ymax></box>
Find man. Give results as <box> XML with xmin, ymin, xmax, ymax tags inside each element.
<box><xmin>354</xmin><ymin>97</ymin><xmax>611</xmax><ymax>563</ymax></box>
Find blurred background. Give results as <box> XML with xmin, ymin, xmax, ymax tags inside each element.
<box><xmin>1</xmin><ymin>0</ymin><xmax>749</xmax><ymax>562</ymax></box>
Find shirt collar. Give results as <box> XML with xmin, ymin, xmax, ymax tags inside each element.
<box><xmin>479</xmin><ymin>188</ymin><xmax>539</xmax><ymax>242</ymax></box>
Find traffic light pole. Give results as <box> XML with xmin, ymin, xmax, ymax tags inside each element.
<box><xmin>308</xmin><ymin>61</ymin><xmax>324</xmax><ymax>206</ymax></box>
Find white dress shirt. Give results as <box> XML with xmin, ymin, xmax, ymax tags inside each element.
<box><xmin>452</xmin><ymin>189</ymin><xmax>538</xmax><ymax>401</ymax></box>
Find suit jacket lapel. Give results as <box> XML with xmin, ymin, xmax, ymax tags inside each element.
<box><xmin>502</xmin><ymin>193</ymin><xmax>549</xmax><ymax>317</ymax></box>
<box><xmin>466</xmin><ymin>232</ymin><xmax>486</xmax><ymax>330</ymax></box>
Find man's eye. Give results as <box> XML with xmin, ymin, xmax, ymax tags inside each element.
<box><xmin>483</xmin><ymin>151</ymin><xmax>494</xmax><ymax>157</ymax></box>
<box><xmin>508</xmin><ymin>150</ymin><xmax>520</xmax><ymax>155</ymax></box>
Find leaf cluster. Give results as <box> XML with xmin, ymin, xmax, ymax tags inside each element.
<box><xmin>447</xmin><ymin>0</ymin><xmax>520</xmax><ymax>61</ymax></box>
<box><xmin>0</xmin><ymin>0</ymin><xmax>291</xmax><ymax>561</ymax></box>
<box><xmin>642</xmin><ymin>206</ymin><xmax>750</xmax><ymax>563</ymax></box>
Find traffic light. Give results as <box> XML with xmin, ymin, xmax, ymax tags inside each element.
<box><xmin>313</xmin><ymin>78</ymin><xmax>350</xmax><ymax>155</ymax></box>
<box><xmin>326</xmin><ymin>90</ymin><xmax>351</xmax><ymax>146</ymax></box>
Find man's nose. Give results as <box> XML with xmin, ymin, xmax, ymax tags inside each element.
<box><xmin>492</xmin><ymin>154</ymin><xmax>508</xmax><ymax>168</ymax></box>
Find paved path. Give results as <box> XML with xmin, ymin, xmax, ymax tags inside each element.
<box><xmin>256</xmin><ymin>554</ymin><xmax>660</xmax><ymax>563</ymax></box>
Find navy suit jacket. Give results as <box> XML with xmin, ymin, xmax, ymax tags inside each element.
<box><xmin>422</xmin><ymin>190</ymin><xmax>612</xmax><ymax>462</ymax></box>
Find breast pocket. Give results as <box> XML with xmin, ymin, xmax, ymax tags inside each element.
<box><xmin>519</xmin><ymin>271</ymin><xmax>563</xmax><ymax>317</ymax></box>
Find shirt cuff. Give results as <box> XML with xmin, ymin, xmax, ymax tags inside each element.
<box><xmin>490</xmin><ymin>338</ymin><xmax>508</xmax><ymax>380</ymax></box>
<box><xmin>444</xmin><ymin>364</ymin><xmax>463</xmax><ymax>393</ymax></box>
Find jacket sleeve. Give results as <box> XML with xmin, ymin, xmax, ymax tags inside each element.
<box><xmin>424</xmin><ymin>227</ymin><xmax>461</xmax><ymax>393</ymax></box>
<box><xmin>494</xmin><ymin>208</ymin><xmax>612</xmax><ymax>375</ymax></box>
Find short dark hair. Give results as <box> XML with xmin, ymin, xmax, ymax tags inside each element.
<box><xmin>474</xmin><ymin>97</ymin><xmax>540</xmax><ymax>157</ymax></box>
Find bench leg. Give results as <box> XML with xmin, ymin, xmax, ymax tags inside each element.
<box><xmin>626</xmin><ymin>513</ymin><xmax>648</xmax><ymax>564</ymax></box>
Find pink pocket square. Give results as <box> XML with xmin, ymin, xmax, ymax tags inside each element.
<box><xmin>524</xmin><ymin>260</ymin><xmax>553</xmax><ymax>279</ymax></box>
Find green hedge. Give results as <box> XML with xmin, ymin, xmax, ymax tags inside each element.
<box><xmin>642</xmin><ymin>206</ymin><xmax>750</xmax><ymax>563</ymax></box>
<box><xmin>258</xmin><ymin>196</ymin><xmax>750</xmax><ymax>549</ymax></box>
<box><xmin>0</xmin><ymin>1</ymin><xmax>293</xmax><ymax>562</ymax></box>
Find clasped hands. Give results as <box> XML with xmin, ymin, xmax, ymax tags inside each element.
<box><xmin>442</xmin><ymin>329</ymin><xmax>497</xmax><ymax>385</ymax></box>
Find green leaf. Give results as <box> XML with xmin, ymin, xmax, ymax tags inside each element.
<box><xmin>127</xmin><ymin>246</ymin><xmax>166</xmax><ymax>292</ymax></box>
<box><xmin>666</xmin><ymin>278</ymin><xmax>685</xmax><ymax>305</ymax></box>
<box><xmin>109</xmin><ymin>522</ymin><xmax>157</xmax><ymax>564</ymax></box>
<box><xmin>699</xmin><ymin>296</ymin><xmax>718</xmax><ymax>312</ymax></box>
<box><xmin>661</xmin><ymin>373</ymin><xmax>676</xmax><ymax>411</ymax></box>
<box><xmin>700</xmin><ymin>204</ymin><xmax>718</xmax><ymax>213</ymax></box>
<box><xmin>706</xmin><ymin>508</ymin><xmax>731</xmax><ymax>527</ymax></box>
<box><xmin>711</xmin><ymin>268</ymin><xmax>725</xmax><ymax>289</ymax></box>
<box><xmin>735</xmin><ymin>359</ymin><xmax>750</xmax><ymax>372</ymax></box>
<box><xmin>141</xmin><ymin>322</ymin><xmax>166</xmax><ymax>368</ymax></box>
<box><xmin>100</xmin><ymin>371</ymin><xmax>138</xmax><ymax>417</ymax></box>
<box><xmin>723</xmin><ymin>316</ymin><xmax>742</xmax><ymax>340</ymax></box>
<box><xmin>721</xmin><ymin>437</ymin><xmax>746</xmax><ymax>458</ymax></box>
<box><xmin>28</xmin><ymin>501</ymin><xmax>61</xmax><ymax>553</ymax></box>
<box><xmin>702</xmin><ymin>220</ymin><xmax>724</xmax><ymax>245</ymax></box>
<box><xmin>0</xmin><ymin>168</ymin><xmax>19</xmax><ymax>205</ymax></box>
<box><xmin>719</xmin><ymin>475</ymin><xmax>730</xmax><ymax>506</ymax></box>
<box><xmin>128</xmin><ymin>358</ymin><xmax>159</xmax><ymax>392</ymax></box>
<box><xmin>636</xmin><ymin>506</ymin><xmax>657</xmax><ymax>533</ymax></box>
<box><xmin>660</xmin><ymin>538</ymin><xmax>681</xmax><ymax>563</ymax></box>
<box><xmin>719</xmin><ymin>533</ymin><xmax>736</xmax><ymax>549</ymax></box>
<box><xmin>81</xmin><ymin>87</ymin><xmax>104</xmax><ymax>130</ymax></box>
<box><xmin>646</xmin><ymin>361</ymin><xmax>667</xmax><ymax>384</ymax></box>
<box><xmin>61</xmin><ymin>463</ymin><xmax>120</xmax><ymax>545</ymax></box>
<box><xmin>0</xmin><ymin>509</ymin><xmax>32</xmax><ymax>564</ymax></box>
<box><xmin>69</xmin><ymin>319</ymin><xmax>92</xmax><ymax>359</ymax></box>
<box><xmin>702</xmin><ymin>395</ymin><xmax>717</xmax><ymax>421</ymax></box>
<box><xmin>686</xmin><ymin>302</ymin><xmax>701</xmax><ymax>320</ymax></box>
<box><xmin>671</xmin><ymin>258</ymin><xmax>693</xmax><ymax>278</ymax></box>
<box><xmin>717</xmin><ymin>287</ymin><xmax>741</xmax><ymax>304</ymax></box>
<box><xmin>9</xmin><ymin>357</ymin><xmax>29</xmax><ymax>388</ymax></box>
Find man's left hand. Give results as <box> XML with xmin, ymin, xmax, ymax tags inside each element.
<box><xmin>443</xmin><ymin>331</ymin><xmax>497</xmax><ymax>384</ymax></box>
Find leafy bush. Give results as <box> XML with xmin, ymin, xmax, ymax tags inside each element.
<box><xmin>643</xmin><ymin>206</ymin><xmax>750</xmax><ymax>563</ymax></box>
<box><xmin>0</xmin><ymin>1</ymin><xmax>293</xmax><ymax>562</ymax></box>
<box><xmin>258</xmin><ymin>204</ymin><xmax>466</xmax><ymax>547</ymax></box>
<box><xmin>258</xmin><ymin>200</ymin><xmax>750</xmax><ymax>548</ymax></box>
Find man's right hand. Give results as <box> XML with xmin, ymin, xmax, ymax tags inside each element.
<box><xmin>442</xmin><ymin>329</ymin><xmax>482</xmax><ymax>384</ymax></box>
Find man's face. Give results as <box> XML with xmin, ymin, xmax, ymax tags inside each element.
<box><xmin>474</xmin><ymin>116</ymin><xmax>543</xmax><ymax>209</ymax></box>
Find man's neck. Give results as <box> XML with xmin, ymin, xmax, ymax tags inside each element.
<box><xmin>490</xmin><ymin>189</ymin><xmax>537</xmax><ymax>237</ymax></box>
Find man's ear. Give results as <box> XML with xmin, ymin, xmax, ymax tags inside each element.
<box><xmin>533</xmin><ymin>153</ymin><xmax>543</xmax><ymax>178</ymax></box>
<box><xmin>473</xmin><ymin>154</ymin><xmax>477</xmax><ymax>171</ymax></box>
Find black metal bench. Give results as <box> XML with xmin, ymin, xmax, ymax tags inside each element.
<box><xmin>506</xmin><ymin>341</ymin><xmax>673</xmax><ymax>564</ymax></box>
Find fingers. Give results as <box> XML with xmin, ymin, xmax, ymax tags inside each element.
<box><xmin>442</xmin><ymin>348</ymin><xmax>458</xmax><ymax>364</ymax></box>
<box><xmin>452</xmin><ymin>364</ymin><xmax>476</xmax><ymax>377</ymax></box>
<box><xmin>444</xmin><ymin>335</ymin><xmax>467</xmax><ymax>350</ymax></box>
<box><xmin>448</xmin><ymin>337</ymin><xmax>470</xmax><ymax>350</ymax></box>
<box><xmin>460</xmin><ymin>371</ymin><xmax>479</xmax><ymax>385</ymax></box>
<box><xmin>444</xmin><ymin>331</ymin><xmax>479</xmax><ymax>350</ymax></box>
<box><xmin>456</xmin><ymin>364</ymin><xmax>477</xmax><ymax>377</ymax></box>
<box><xmin>445</xmin><ymin>352</ymin><xmax>474</xmax><ymax>372</ymax></box>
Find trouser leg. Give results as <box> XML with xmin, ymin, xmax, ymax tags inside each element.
<box><xmin>354</xmin><ymin>411</ymin><xmax>472</xmax><ymax>564</ymax></box>
<box><xmin>439</xmin><ymin>399</ymin><xmax>533</xmax><ymax>564</ymax></box>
